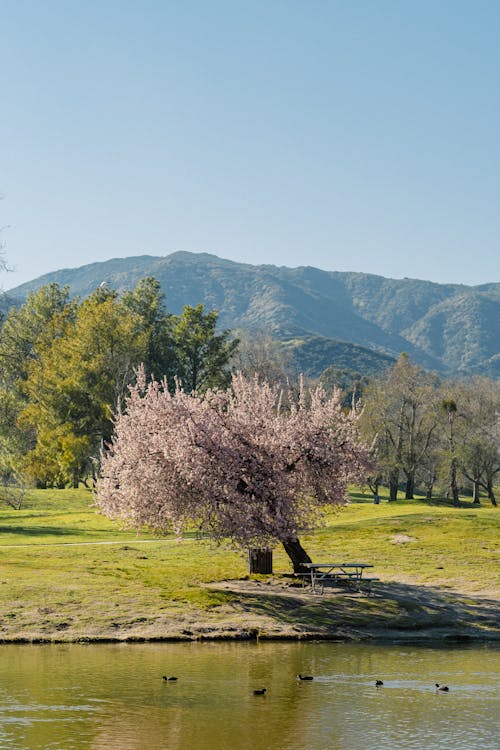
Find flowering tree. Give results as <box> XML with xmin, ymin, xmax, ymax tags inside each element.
<box><xmin>95</xmin><ymin>369</ymin><xmax>371</xmax><ymax>572</ymax></box>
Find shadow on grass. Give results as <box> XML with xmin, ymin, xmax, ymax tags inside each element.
<box><xmin>347</xmin><ymin>492</ymin><xmax>376</xmax><ymax>504</ymax></box>
<box><xmin>0</xmin><ymin>525</ymin><xmax>87</xmax><ymax>538</ymax></box>
<box><xmin>211</xmin><ymin>580</ymin><xmax>500</xmax><ymax>639</ymax></box>
<box><xmin>349</xmin><ymin>492</ymin><xmax>491</xmax><ymax>510</ymax></box>
<box><xmin>326</xmin><ymin>509</ymin><xmax>495</xmax><ymax>534</ymax></box>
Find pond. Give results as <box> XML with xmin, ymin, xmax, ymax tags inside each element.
<box><xmin>0</xmin><ymin>641</ymin><xmax>498</xmax><ymax>749</ymax></box>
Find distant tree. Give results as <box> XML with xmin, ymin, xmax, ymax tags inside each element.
<box><xmin>171</xmin><ymin>304</ymin><xmax>238</xmax><ymax>393</ymax></box>
<box><xmin>415</xmin><ymin>426</ymin><xmax>441</xmax><ymax>501</ymax></box>
<box><xmin>233</xmin><ymin>331</ymin><xmax>294</xmax><ymax>387</ymax></box>
<box><xmin>96</xmin><ymin>372</ymin><xmax>371</xmax><ymax>572</ymax></box>
<box><xmin>121</xmin><ymin>277</ymin><xmax>176</xmax><ymax>381</ymax></box>
<box><xmin>360</xmin><ymin>355</ymin><xmax>439</xmax><ymax>500</ymax></box>
<box><xmin>0</xmin><ymin>472</ymin><xmax>31</xmax><ymax>510</ymax></box>
<box><xmin>455</xmin><ymin>377</ymin><xmax>500</xmax><ymax>507</ymax></box>
<box><xmin>0</xmin><ymin>283</ymin><xmax>73</xmax><ymax>384</ymax></box>
<box><xmin>439</xmin><ymin>395</ymin><xmax>461</xmax><ymax>506</ymax></box>
<box><xmin>320</xmin><ymin>366</ymin><xmax>370</xmax><ymax>407</ymax></box>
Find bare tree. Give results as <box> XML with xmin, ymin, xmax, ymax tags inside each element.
<box><xmin>360</xmin><ymin>354</ymin><xmax>439</xmax><ymax>500</ymax></box>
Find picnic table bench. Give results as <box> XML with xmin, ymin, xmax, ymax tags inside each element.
<box><xmin>301</xmin><ymin>562</ymin><xmax>379</xmax><ymax>594</ymax></box>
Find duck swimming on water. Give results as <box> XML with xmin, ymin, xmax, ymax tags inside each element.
<box><xmin>162</xmin><ymin>676</ymin><xmax>178</xmax><ymax>681</ymax></box>
<box><xmin>253</xmin><ymin>688</ymin><xmax>267</xmax><ymax>695</ymax></box>
<box><xmin>375</xmin><ymin>680</ymin><xmax>384</xmax><ymax>687</ymax></box>
<box><xmin>297</xmin><ymin>674</ymin><xmax>314</xmax><ymax>681</ymax></box>
<box><xmin>435</xmin><ymin>683</ymin><xmax>449</xmax><ymax>691</ymax></box>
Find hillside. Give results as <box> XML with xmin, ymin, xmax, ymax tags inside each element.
<box><xmin>282</xmin><ymin>336</ymin><xmax>395</xmax><ymax>379</ymax></box>
<box><xmin>4</xmin><ymin>252</ymin><xmax>500</xmax><ymax>377</ymax></box>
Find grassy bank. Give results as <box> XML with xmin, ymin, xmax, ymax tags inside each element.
<box><xmin>0</xmin><ymin>488</ymin><xmax>498</xmax><ymax>643</ymax></box>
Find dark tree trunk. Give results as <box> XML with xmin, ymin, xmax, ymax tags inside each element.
<box><xmin>282</xmin><ymin>537</ymin><xmax>312</xmax><ymax>574</ymax></box>
<box><xmin>405</xmin><ymin>475</ymin><xmax>415</xmax><ymax>500</ymax></box>
<box><xmin>368</xmin><ymin>476</ymin><xmax>381</xmax><ymax>503</ymax></box>
<box><xmin>425</xmin><ymin>482</ymin><xmax>434</xmax><ymax>501</ymax></box>
<box><xmin>447</xmin><ymin>458</ymin><xmax>460</xmax><ymax>506</ymax></box>
<box><xmin>487</xmin><ymin>481</ymin><xmax>498</xmax><ymax>507</ymax></box>
<box><xmin>389</xmin><ymin>469</ymin><xmax>399</xmax><ymax>501</ymax></box>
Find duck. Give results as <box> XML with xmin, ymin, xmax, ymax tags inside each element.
<box><xmin>162</xmin><ymin>676</ymin><xmax>178</xmax><ymax>681</ymax></box>
<box><xmin>297</xmin><ymin>674</ymin><xmax>314</xmax><ymax>681</ymax></box>
<box><xmin>435</xmin><ymin>683</ymin><xmax>449</xmax><ymax>692</ymax></box>
<box><xmin>375</xmin><ymin>680</ymin><xmax>384</xmax><ymax>687</ymax></box>
<box><xmin>253</xmin><ymin>688</ymin><xmax>267</xmax><ymax>695</ymax></box>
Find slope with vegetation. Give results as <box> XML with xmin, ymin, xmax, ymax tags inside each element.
<box><xmin>5</xmin><ymin>251</ymin><xmax>500</xmax><ymax>377</ymax></box>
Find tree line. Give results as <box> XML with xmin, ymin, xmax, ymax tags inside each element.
<box><xmin>358</xmin><ymin>354</ymin><xmax>500</xmax><ymax>506</ymax></box>
<box><xmin>0</xmin><ymin>278</ymin><xmax>237</xmax><ymax>491</ymax></box>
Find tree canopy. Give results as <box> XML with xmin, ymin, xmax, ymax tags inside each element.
<box><xmin>0</xmin><ymin>280</ymin><xmax>238</xmax><ymax>488</ymax></box>
<box><xmin>95</xmin><ymin>371</ymin><xmax>371</xmax><ymax>571</ymax></box>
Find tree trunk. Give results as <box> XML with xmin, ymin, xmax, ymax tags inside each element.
<box><xmin>389</xmin><ymin>469</ymin><xmax>399</xmax><ymax>501</ymax></box>
<box><xmin>425</xmin><ymin>481</ymin><xmax>434</xmax><ymax>501</ymax></box>
<box><xmin>487</xmin><ymin>481</ymin><xmax>498</xmax><ymax>507</ymax></box>
<box><xmin>282</xmin><ymin>537</ymin><xmax>312</xmax><ymax>574</ymax></box>
<box><xmin>472</xmin><ymin>480</ymin><xmax>481</xmax><ymax>504</ymax></box>
<box><xmin>368</xmin><ymin>476</ymin><xmax>381</xmax><ymax>501</ymax></box>
<box><xmin>405</xmin><ymin>474</ymin><xmax>414</xmax><ymax>500</ymax></box>
<box><xmin>447</xmin><ymin>458</ymin><xmax>460</xmax><ymax>506</ymax></box>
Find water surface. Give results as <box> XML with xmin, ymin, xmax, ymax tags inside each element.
<box><xmin>0</xmin><ymin>642</ymin><xmax>498</xmax><ymax>749</ymax></box>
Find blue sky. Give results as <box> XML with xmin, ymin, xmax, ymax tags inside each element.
<box><xmin>1</xmin><ymin>0</ymin><xmax>499</xmax><ymax>289</ymax></box>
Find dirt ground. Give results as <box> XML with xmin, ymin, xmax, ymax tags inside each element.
<box><xmin>199</xmin><ymin>576</ymin><xmax>500</xmax><ymax>643</ymax></box>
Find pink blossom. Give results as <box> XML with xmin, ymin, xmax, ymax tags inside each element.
<box><xmin>95</xmin><ymin>369</ymin><xmax>371</xmax><ymax>554</ymax></box>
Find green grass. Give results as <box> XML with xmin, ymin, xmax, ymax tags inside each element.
<box><xmin>0</xmin><ymin>487</ymin><xmax>498</xmax><ymax>642</ymax></box>
<box><xmin>0</xmin><ymin>488</ymin><xmax>161</xmax><ymax>545</ymax></box>
<box><xmin>302</xmin><ymin>489</ymin><xmax>499</xmax><ymax>594</ymax></box>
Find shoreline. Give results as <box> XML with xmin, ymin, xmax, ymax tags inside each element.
<box><xmin>1</xmin><ymin>493</ymin><xmax>497</xmax><ymax>647</ymax></box>
<box><xmin>0</xmin><ymin>629</ymin><xmax>498</xmax><ymax>645</ymax></box>
<box><xmin>2</xmin><ymin>577</ymin><xmax>498</xmax><ymax>646</ymax></box>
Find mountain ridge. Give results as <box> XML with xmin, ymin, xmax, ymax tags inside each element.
<box><xmin>4</xmin><ymin>252</ymin><xmax>500</xmax><ymax>378</ymax></box>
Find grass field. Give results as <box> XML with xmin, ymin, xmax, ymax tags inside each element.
<box><xmin>0</xmin><ymin>487</ymin><xmax>498</xmax><ymax>642</ymax></box>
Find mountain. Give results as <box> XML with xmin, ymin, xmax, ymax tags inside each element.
<box><xmin>4</xmin><ymin>251</ymin><xmax>500</xmax><ymax>377</ymax></box>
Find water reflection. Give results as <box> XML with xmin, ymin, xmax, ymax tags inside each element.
<box><xmin>0</xmin><ymin>642</ymin><xmax>498</xmax><ymax>750</ymax></box>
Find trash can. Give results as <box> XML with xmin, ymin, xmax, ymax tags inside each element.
<box><xmin>248</xmin><ymin>547</ymin><xmax>273</xmax><ymax>574</ymax></box>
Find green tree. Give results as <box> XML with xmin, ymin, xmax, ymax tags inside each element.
<box><xmin>172</xmin><ymin>304</ymin><xmax>238</xmax><ymax>393</ymax></box>
<box><xmin>2</xmin><ymin>279</ymin><xmax>239</xmax><ymax>487</ymax></box>
<box><xmin>20</xmin><ymin>288</ymin><xmax>148</xmax><ymax>487</ymax></box>
<box><xmin>0</xmin><ymin>284</ymin><xmax>73</xmax><ymax>482</ymax></box>
<box><xmin>121</xmin><ymin>276</ymin><xmax>176</xmax><ymax>381</ymax></box>
<box><xmin>320</xmin><ymin>366</ymin><xmax>370</xmax><ymax>408</ymax></box>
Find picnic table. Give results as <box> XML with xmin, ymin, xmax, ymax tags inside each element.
<box><xmin>302</xmin><ymin>562</ymin><xmax>377</xmax><ymax>594</ymax></box>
